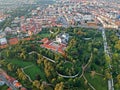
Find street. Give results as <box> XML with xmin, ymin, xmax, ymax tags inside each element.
<box><xmin>0</xmin><ymin>75</ymin><xmax>17</xmax><ymax>90</ymax></box>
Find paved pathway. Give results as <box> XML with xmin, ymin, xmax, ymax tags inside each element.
<box><xmin>56</xmin><ymin>71</ymin><xmax>79</xmax><ymax>78</ymax></box>
<box><xmin>29</xmin><ymin>51</ymin><xmax>55</xmax><ymax>63</ymax></box>
<box><xmin>21</xmin><ymin>68</ymin><xmax>33</xmax><ymax>82</ymax></box>
<box><xmin>101</xmin><ymin>28</ymin><xmax>114</xmax><ymax>90</ymax></box>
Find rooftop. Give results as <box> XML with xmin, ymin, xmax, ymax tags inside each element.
<box><xmin>9</xmin><ymin>38</ymin><xmax>19</xmax><ymax>45</ymax></box>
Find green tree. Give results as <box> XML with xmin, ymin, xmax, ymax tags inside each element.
<box><xmin>32</xmin><ymin>80</ymin><xmax>41</xmax><ymax>89</ymax></box>
<box><xmin>105</xmin><ymin>70</ymin><xmax>112</xmax><ymax>79</ymax></box>
<box><xmin>40</xmin><ymin>83</ymin><xmax>46</xmax><ymax>90</ymax></box>
<box><xmin>115</xmin><ymin>74</ymin><xmax>120</xmax><ymax>89</ymax></box>
<box><xmin>54</xmin><ymin>82</ymin><xmax>64</xmax><ymax>90</ymax></box>
<box><xmin>7</xmin><ymin>63</ymin><xmax>14</xmax><ymax>71</ymax></box>
<box><xmin>17</xmin><ymin>68</ymin><xmax>27</xmax><ymax>81</ymax></box>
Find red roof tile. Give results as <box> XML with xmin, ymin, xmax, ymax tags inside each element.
<box><xmin>0</xmin><ymin>44</ymin><xmax>8</xmax><ymax>49</ymax></box>
<box><xmin>14</xmin><ymin>82</ymin><xmax>22</xmax><ymax>88</ymax></box>
<box><xmin>23</xmin><ymin>37</ymin><xmax>31</xmax><ymax>41</ymax></box>
<box><xmin>30</xmin><ymin>26</ymin><xmax>36</xmax><ymax>32</ymax></box>
<box><xmin>41</xmin><ymin>38</ymin><xmax>49</xmax><ymax>43</ymax></box>
<box><xmin>41</xmin><ymin>43</ymin><xmax>65</xmax><ymax>55</ymax></box>
<box><xmin>8</xmin><ymin>77</ymin><xmax>15</xmax><ymax>83</ymax></box>
<box><xmin>21</xmin><ymin>87</ymin><xmax>27</xmax><ymax>90</ymax></box>
<box><xmin>9</xmin><ymin>38</ymin><xmax>19</xmax><ymax>45</ymax></box>
<box><xmin>7</xmin><ymin>87</ymin><xmax>12</xmax><ymax>90</ymax></box>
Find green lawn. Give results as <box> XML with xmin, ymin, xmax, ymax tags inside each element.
<box><xmin>85</xmin><ymin>73</ymin><xmax>107</xmax><ymax>90</ymax></box>
<box><xmin>38</xmin><ymin>33</ymin><xmax>50</xmax><ymax>38</ymax></box>
<box><xmin>41</xmin><ymin>33</ymin><xmax>50</xmax><ymax>38</ymax></box>
<box><xmin>5</xmin><ymin>59</ymin><xmax>46</xmax><ymax>81</ymax></box>
<box><xmin>64</xmin><ymin>62</ymin><xmax>73</xmax><ymax>69</ymax></box>
<box><xmin>24</xmin><ymin>65</ymin><xmax>46</xmax><ymax>80</ymax></box>
<box><xmin>0</xmin><ymin>85</ymin><xmax>8</xmax><ymax>90</ymax></box>
<box><xmin>6</xmin><ymin>59</ymin><xmax>33</xmax><ymax>68</ymax></box>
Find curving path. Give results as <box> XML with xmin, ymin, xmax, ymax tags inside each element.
<box><xmin>29</xmin><ymin>51</ymin><xmax>55</xmax><ymax>63</ymax></box>
<box><xmin>28</xmin><ymin>51</ymin><xmax>96</xmax><ymax>90</ymax></box>
<box><xmin>56</xmin><ymin>71</ymin><xmax>80</xmax><ymax>78</ymax></box>
<box><xmin>21</xmin><ymin>65</ymin><xmax>34</xmax><ymax>82</ymax></box>
<box><xmin>29</xmin><ymin>51</ymin><xmax>81</xmax><ymax>78</ymax></box>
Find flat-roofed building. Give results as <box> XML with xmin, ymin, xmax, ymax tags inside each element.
<box><xmin>0</xmin><ymin>38</ymin><xmax>7</xmax><ymax>45</ymax></box>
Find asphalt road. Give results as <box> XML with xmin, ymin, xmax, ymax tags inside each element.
<box><xmin>0</xmin><ymin>75</ymin><xmax>17</xmax><ymax>90</ymax></box>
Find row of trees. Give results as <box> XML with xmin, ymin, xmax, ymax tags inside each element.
<box><xmin>106</xmin><ymin>30</ymin><xmax>120</xmax><ymax>89</ymax></box>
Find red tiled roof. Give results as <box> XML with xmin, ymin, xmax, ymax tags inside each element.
<box><xmin>9</xmin><ymin>38</ymin><xmax>19</xmax><ymax>45</ymax></box>
<box><xmin>7</xmin><ymin>87</ymin><xmax>12</xmax><ymax>90</ymax></box>
<box><xmin>45</xmin><ymin>41</ymin><xmax>51</xmax><ymax>45</ymax></box>
<box><xmin>115</xmin><ymin>20</ymin><xmax>120</xmax><ymax>26</ymax></box>
<box><xmin>8</xmin><ymin>77</ymin><xmax>15</xmax><ymax>83</ymax></box>
<box><xmin>23</xmin><ymin>37</ymin><xmax>31</xmax><ymax>41</ymax></box>
<box><xmin>58</xmin><ymin>49</ymin><xmax>64</xmax><ymax>54</ymax></box>
<box><xmin>30</xmin><ymin>25</ymin><xmax>36</xmax><ymax>32</ymax></box>
<box><xmin>21</xmin><ymin>25</ymin><xmax>26</xmax><ymax>32</ymax></box>
<box><xmin>58</xmin><ymin>46</ymin><xmax>65</xmax><ymax>54</ymax></box>
<box><xmin>0</xmin><ymin>44</ymin><xmax>8</xmax><ymax>49</ymax></box>
<box><xmin>41</xmin><ymin>38</ymin><xmax>49</xmax><ymax>43</ymax></box>
<box><xmin>21</xmin><ymin>87</ymin><xmax>27</xmax><ymax>90</ymax></box>
<box><xmin>41</xmin><ymin>43</ymin><xmax>65</xmax><ymax>55</ymax></box>
<box><xmin>14</xmin><ymin>82</ymin><xmax>22</xmax><ymax>88</ymax></box>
